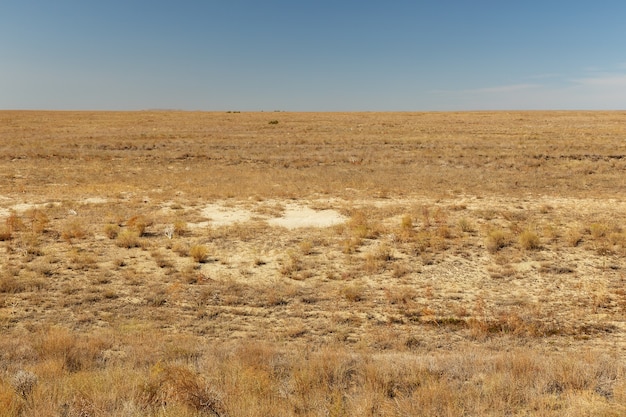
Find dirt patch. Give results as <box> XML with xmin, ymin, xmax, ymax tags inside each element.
<box><xmin>268</xmin><ymin>204</ymin><xmax>346</xmax><ymax>229</ymax></box>
<box><xmin>201</xmin><ymin>203</ymin><xmax>254</xmax><ymax>226</ymax></box>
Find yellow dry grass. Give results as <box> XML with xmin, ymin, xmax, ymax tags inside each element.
<box><xmin>0</xmin><ymin>110</ymin><xmax>625</xmax><ymax>416</ymax></box>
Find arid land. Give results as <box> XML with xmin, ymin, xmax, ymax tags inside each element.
<box><xmin>0</xmin><ymin>111</ymin><xmax>625</xmax><ymax>416</ymax></box>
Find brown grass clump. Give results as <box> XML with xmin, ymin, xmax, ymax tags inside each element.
<box><xmin>103</xmin><ymin>223</ymin><xmax>120</xmax><ymax>239</ymax></box>
<box><xmin>25</xmin><ymin>208</ymin><xmax>49</xmax><ymax>234</ymax></box>
<box><xmin>458</xmin><ymin>217</ymin><xmax>474</xmax><ymax>233</ymax></box>
<box><xmin>61</xmin><ymin>219</ymin><xmax>88</xmax><ymax>243</ymax></box>
<box><xmin>565</xmin><ymin>227</ymin><xmax>583</xmax><ymax>247</ymax></box>
<box><xmin>189</xmin><ymin>244</ymin><xmax>210</xmax><ymax>263</ymax></box>
<box><xmin>126</xmin><ymin>215</ymin><xmax>153</xmax><ymax>236</ymax></box>
<box><xmin>486</xmin><ymin>228</ymin><xmax>509</xmax><ymax>253</ymax></box>
<box><xmin>0</xmin><ymin>224</ymin><xmax>12</xmax><ymax>241</ymax></box>
<box><xmin>342</xmin><ymin>283</ymin><xmax>366</xmax><ymax>302</ymax></box>
<box><xmin>116</xmin><ymin>229</ymin><xmax>141</xmax><ymax>248</ymax></box>
<box><xmin>173</xmin><ymin>220</ymin><xmax>188</xmax><ymax>237</ymax></box>
<box><xmin>589</xmin><ymin>222</ymin><xmax>609</xmax><ymax>239</ymax></box>
<box><xmin>519</xmin><ymin>229</ymin><xmax>541</xmax><ymax>250</ymax></box>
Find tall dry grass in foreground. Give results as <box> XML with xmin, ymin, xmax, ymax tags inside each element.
<box><xmin>0</xmin><ymin>328</ymin><xmax>624</xmax><ymax>417</ymax></box>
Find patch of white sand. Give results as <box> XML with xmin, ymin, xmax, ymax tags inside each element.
<box><xmin>82</xmin><ymin>197</ymin><xmax>108</xmax><ymax>204</ymax></box>
<box><xmin>201</xmin><ymin>204</ymin><xmax>253</xmax><ymax>226</ymax></box>
<box><xmin>268</xmin><ymin>206</ymin><xmax>346</xmax><ymax>229</ymax></box>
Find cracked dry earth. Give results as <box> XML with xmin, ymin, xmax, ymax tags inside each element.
<box><xmin>1</xmin><ymin>193</ymin><xmax>625</xmax><ymax>358</ymax></box>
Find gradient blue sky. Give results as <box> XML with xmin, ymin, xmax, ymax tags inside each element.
<box><xmin>2</xmin><ymin>1</ymin><xmax>626</xmax><ymax>111</ymax></box>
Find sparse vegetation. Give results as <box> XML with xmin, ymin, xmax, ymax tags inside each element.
<box><xmin>189</xmin><ymin>244</ymin><xmax>209</xmax><ymax>263</ymax></box>
<box><xmin>486</xmin><ymin>228</ymin><xmax>509</xmax><ymax>253</ymax></box>
<box><xmin>519</xmin><ymin>229</ymin><xmax>541</xmax><ymax>250</ymax></box>
<box><xmin>116</xmin><ymin>229</ymin><xmax>141</xmax><ymax>248</ymax></box>
<box><xmin>0</xmin><ymin>111</ymin><xmax>625</xmax><ymax>416</ymax></box>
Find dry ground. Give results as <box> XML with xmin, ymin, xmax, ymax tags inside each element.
<box><xmin>0</xmin><ymin>111</ymin><xmax>625</xmax><ymax>416</ymax></box>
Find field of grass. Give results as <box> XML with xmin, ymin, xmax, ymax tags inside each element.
<box><xmin>0</xmin><ymin>111</ymin><xmax>625</xmax><ymax>416</ymax></box>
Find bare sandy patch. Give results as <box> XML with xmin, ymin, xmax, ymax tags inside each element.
<box><xmin>82</xmin><ymin>197</ymin><xmax>108</xmax><ymax>204</ymax></box>
<box><xmin>201</xmin><ymin>203</ymin><xmax>254</xmax><ymax>226</ymax></box>
<box><xmin>267</xmin><ymin>204</ymin><xmax>346</xmax><ymax>229</ymax></box>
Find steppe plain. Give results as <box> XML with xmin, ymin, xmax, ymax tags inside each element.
<box><xmin>0</xmin><ymin>111</ymin><xmax>625</xmax><ymax>416</ymax></box>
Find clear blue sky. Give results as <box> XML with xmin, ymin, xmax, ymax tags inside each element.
<box><xmin>2</xmin><ymin>1</ymin><xmax>626</xmax><ymax>111</ymax></box>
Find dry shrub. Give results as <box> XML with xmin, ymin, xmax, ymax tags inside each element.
<box><xmin>173</xmin><ymin>220</ymin><xmax>188</xmax><ymax>236</ymax></box>
<box><xmin>0</xmin><ymin>273</ymin><xmax>27</xmax><ymax>293</ymax></box>
<box><xmin>565</xmin><ymin>228</ymin><xmax>583</xmax><ymax>247</ymax></box>
<box><xmin>437</xmin><ymin>224</ymin><xmax>452</xmax><ymax>239</ymax></box>
<box><xmin>140</xmin><ymin>364</ymin><xmax>225</xmax><ymax>415</ymax></box>
<box><xmin>35</xmin><ymin>327</ymin><xmax>109</xmax><ymax>373</ymax></box>
<box><xmin>127</xmin><ymin>215</ymin><xmax>153</xmax><ymax>236</ymax></box>
<box><xmin>61</xmin><ymin>219</ymin><xmax>88</xmax><ymax>243</ymax></box>
<box><xmin>25</xmin><ymin>208</ymin><xmax>49</xmax><ymax>233</ymax></box>
<box><xmin>458</xmin><ymin>217</ymin><xmax>474</xmax><ymax>233</ymax></box>
<box><xmin>486</xmin><ymin>229</ymin><xmax>509</xmax><ymax>253</ymax></box>
<box><xmin>116</xmin><ymin>229</ymin><xmax>141</xmax><ymax>248</ymax></box>
<box><xmin>0</xmin><ymin>224</ymin><xmax>12</xmax><ymax>241</ymax></box>
<box><xmin>589</xmin><ymin>223</ymin><xmax>609</xmax><ymax>239</ymax></box>
<box><xmin>608</xmin><ymin>231</ymin><xmax>626</xmax><ymax>247</ymax></box>
<box><xmin>280</xmin><ymin>250</ymin><xmax>303</xmax><ymax>278</ymax></box>
<box><xmin>189</xmin><ymin>244</ymin><xmax>210</xmax><ymax>263</ymax></box>
<box><xmin>11</xmin><ymin>370</ymin><xmax>38</xmax><ymax>400</ymax></box>
<box><xmin>70</xmin><ymin>250</ymin><xmax>98</xmax><ymax>270</ymax></box>
<box><xmin>103</xmin><ymin>223</ymin><xmax>119</xmax><ymax>239</ymax></box>
<box><xmin>5</xmin><ymin>212</ymin><xmax>23</xmax><ymax>232</ymax></box>
<box><xmin>410</xmin><ymin>230</ymin><xmax>433</xmax><ymax>255</ymax></box>
<box><xmin>299</xmin><ymin>239</ymin><xmax>313</xmax><ymax>255</ymax></box>
<box><xmin>0</xmin><ymin>379</ymin><xmax>22</xmax><ymax>417</ymax></box>
<box><xmin>363</xmin><ymin>244</ymin><xmax>392</xmax><ymax>274</ymax></box>
<box><xmin>172</xmin><ymin>240</ymin><xmax>190</xmax><ymax>257</ymax></box>
<box><xmin>519</xmin><ymin>229</ymin><xmax>541</xmax><ymax>250</ymax></box>
<box><xmin>152</xmin><ymin>250</ymin><xmax>174</xmax><ymax>268</ymax></box>
<box><xmin>342</xmin><ymin>283</ymin><xmax>365</xmax><ymax>302</ymax></box>
<box><xmin>385</xmin><ymin>286</ymin><xmax>417</xmax><ymax>305</ymax></box>
<box><xmin>341</xmin><ymin>236</ymin><xmax>361</xmax><ymax>254</ymax></box>
<box><xmin>347</xmin><ymin>210</ymin><xmax>382</xmax><ymax>239</ymax></box>
<box><xmin>400</xmin><ymin>214</ymin><xmax>412</xmax><ymax>229</ymax></box>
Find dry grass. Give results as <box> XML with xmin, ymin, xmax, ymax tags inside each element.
<box><xmin>0</xmin><ymin>111</ymin><xmax>625</xmax><ymax>416</ymax></box>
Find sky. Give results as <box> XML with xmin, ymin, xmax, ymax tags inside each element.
<box><xmin>2</xmin><ymin>1</ymin><xmax>626</xmax><ymax>111</ymax></box>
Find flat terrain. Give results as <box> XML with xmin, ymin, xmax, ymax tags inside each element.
<box><xmin>0</xmin><ymin>111</ymin><xmax>625</xmax><ymax>416</ymax></box>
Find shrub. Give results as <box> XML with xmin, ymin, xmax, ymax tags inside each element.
<box><xmin>280</xmin><ymin>250</ymin><xmax>303</xmax><ymax>277</ymax></box>
<box><xmin>189</xmin><ymin>245</ymin><xmax>209</xmax><ymax>263</ymax></box>
<box><xmin>400</xmin><ymin>214</ymin><xmax>413</xmax><ymax>231</ymax></box>
<box><xmin>127</xmin><ymin>215</ymin><xmax>153</xmax><ymax>236</ymax></box>
<box><xmin>342</xmin><ymin>283</ymin><xmax>365</xmax><ymax>302</ymax></box>
<box><xmin>116</xmin><ymin>230</ymin><xmax>141</xmax><ymax>248</ymax></box>
<box><xmin>5</xmin><ymin>212</ymin><xmax>23</xmax><ymax>232</ymax></box>
<box><xmin>104</xmin><ymin>224</ymin><xmax>120</xmax><ymax>239</ymax></box>
<box><xmin>26</xmin><ymin>209</ymin><xmax>49</xmax><ymax>234</ymax></box>
<box><xmin>172</xmin><ymin>241</ymin><xmax>190</xmax><ymax>257</ymax></box>
<box><xmin>0</xmin><ymin>224</ymin><xmax>11</xmax><ymax>241</ymax></box>
<box><xmin>486</xmin><ymin>229</ymin><xmax>509</xmax><ymax>253</ymax></box>
<box><xmin>173</xmin><ymin>220</ymin><xmax>188</xmax><ymax>236</ymax></box>
<box><xmin>589</xmin><ymin>223</ymin><xmax>609</xmax><ymax>239</ymax></box>
<box><xmin>565</xmin><ymin>228</ymin><xmax>582</xmax><ymax>247</ymax></box>
<box><xmin>519</xmin><ymin>230</ymin><xmax>540</xmax><ymax>250</ymax></box>
<box><xmin>458</xmin><ymin>218</ymin><xmax>474</xmax><ymax>233</ymax></box>
<box><xmin>0</xmin><ymin>273</ymin><xmax>26</xmax><ymax>293</ymax></box>
<box><xmin>61</xmin><ymin>220</ymin><xmax>88</xmax><ymax>243</ymax></box>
